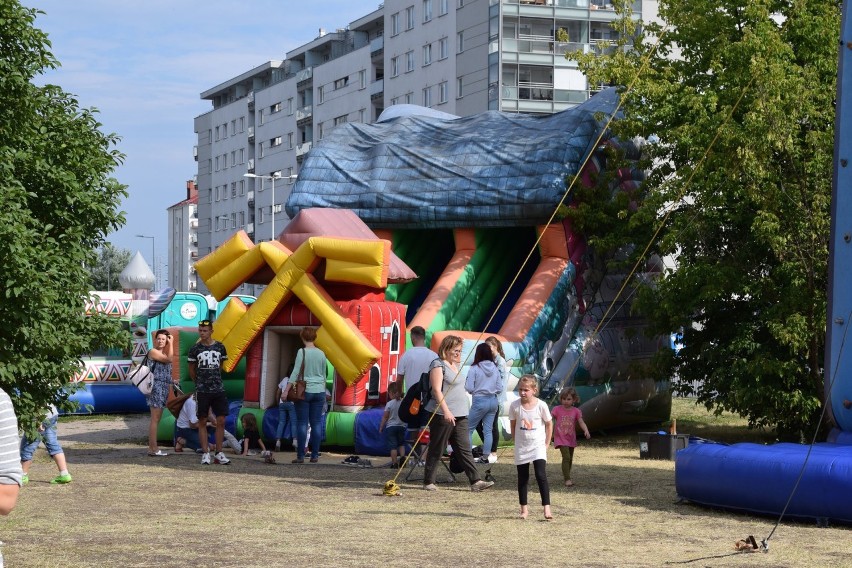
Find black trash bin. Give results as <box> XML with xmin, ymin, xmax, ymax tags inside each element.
<box><xmin>638</xmin><ymin>432</ymin><xmax>689</xmax><ymax>460</ymax></box>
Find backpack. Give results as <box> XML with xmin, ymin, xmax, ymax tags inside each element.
<box><xmin>398</xmin><ymin>369</ymin><xmax>434</xmax><ymax>425</ymax></box>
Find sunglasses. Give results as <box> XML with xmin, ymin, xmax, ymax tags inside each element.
<box><xmin>198</xmin><ymin>320</ymin><xmax>211</xmax><ymax>326</ymax></box>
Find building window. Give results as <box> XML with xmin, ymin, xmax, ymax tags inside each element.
<box><xmin>239</xmin><ymin>116</ymin><xmax>245</xmax><ymax>132</ymax></box>
<box><xmin>230</xmin><ymin>150</ymin><xmax>236</xmax><ymax>166</ymax></box>
<box><xmin>334</xmin><ymin>114</ymin><xmax>348</xmax><ymax>126</ymax></box>
<box><xmin>258</xmin><ymin>109</ymin><xmax>265</xmax><ymax>125</ymax></box>
<box><xmin>457</xmin><ymin>76</ymin><xmax>464</xmax><ymax>98</ymax></box>
<box><xmin>422</xmin><ymin>86</ymin><xmax>432</xmax><ymax>107</ymax></box>
<box><xmin>405</xmin><ymin>6</ymin><xmax>415</xmax><ymax>30</ymax></box>
<box><xmin>207</xmin><ymin>188</ymin><xmax>212</xmax><ymax>203</ymax></box>
<box><xmin>457</xmin><ymin>0</ymin><xmax>463</xmax><ymax>7</ymax></box>
<box><xmin>439</xmin><ymin>81</ymin><xmax>448</xmax><ymax>103</ymax></box>
<box><xmin>391</xmin><ymin>12</ymin><xmax>400</xmax><ymax>35</ymax></box>
<box><xmin>239</xmin><ymin>211</ymin><xmax>245</xmax><ymax>227</ymax></box>
<box><xmin>334</xmin><ymin>76</ymin><xmax>349</xmax><ymax>90</ymax></box>
<box><xmin>439</xmin><ymin>37</ymin><xmax>448</xmax><ymax>59</ymax></box>
<box><xmin>215</xmin><ymin>186</ymin><xmax>220</xmax><ymax>201</ymax></box>
<box><xmin>259</xmin><ymin>142</ymin><xmax>265</xmax><ymax>158</ymax></box>
<box><xmin>391</xmin><ymin>56</ymin><xmax>400</xmax><ymax>77</ymax></box>
<box><xmin>230</xmin><ymin>120</ymin><xmax>236</xmax><ymax>135</ymax></box>
<box><xmin>359</xmin><ymin>108</ymin><xmax>366</xmax><ymax>123</ymax></box>
<box><xmin>423</xmin><ymin>0</ymin><xmax>432</xmax><ymax>22</ymax></box>
<box><xmin>405</xmin><ymin>92</ymin><xmax>413</xmax><ymax>104</ymax></box>
<box><xmin>406</xmin><ymin>50</ymin><xmax>415</xmax><ymax>72</ymax></box>
<box><xmin>270</xmin><ymin>102</ymin><xmax>281</xmax><ymax>114</ymax></box>
<box><xmin>214</xmin><ymin>156</ymin><xmax>219</xmax><ymax>171</ymax></box>
<box><xmin>287</xmin><ymin>167</ymin><xmax>295</xmax><ymax>183</ymax></box>
<box><xmin>230</xmin><ymin>212</ymin><xmax>236</xmax><ymax>229</ymax></box>
<box><xmin>215</xmin><ymin>216</ymin><xmax>221</xmax><ymax>231</ymax></box>
<box><xmin>270</xmin><ymin>136</ymin><xmax>282</xmax><ymax>148</ymax></box>
<box><xmin>239</xmin><ymin>148</ymin><xmax>245</xmax><ymax>163</ymax></box>
<box><xmin>318</xmin><ymin>122</ymin><xmax>325</xmax><ymax>140</ymax></box>
<box><xmin>423</xmin><ymin>43</ymin><xmax>432</xmax><ymax>66</ymax></box>
<box><xmin>318</xmin><ymin>85</ymin><xmax>325</xmax><ymax>103</ymax></box>
<box><xmin>231</xmin><ymin>182</ymin><xmax>237</xmax><ymax>198</ymax></box>
<box><xmin>288</xmin><ymin>132</ymin><xmax>294</xmax><ymax>149</ymax></box>
<box><xmin>391</xmin><ymin>96</ymin><xmax>399</xmax><ymax>105</ymax></box>
<box><xmin>214</xmin><ymin>126</ymin><xmax>220</xmax><ymax>141</ymax></box>
<box><xmin>239</xmin><ymin>180</ymin><xmax>245</xmax><ymax>195</ymax></box>
<box><xmin>287</xmin><ymin>98</ymin><xmax>293</xmax><ymax>115</ymax></box>
<box><xmin>457</xmin><ymin>31</ymin><xmax>464</xmax><ymax>53</ymax></box>
<box><xmin>440</xmin><ymin>0</ymin><xmax>448</xmax><ymax>15</ymax></box>
<box><xmin>359</xmin><ymin>69</ymin><xmax>366</xmax><ymax>89</ymax></box>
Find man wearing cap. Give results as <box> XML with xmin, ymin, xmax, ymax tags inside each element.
<box><xmin>187</xmin><ymin>320</ymin><xmax>231</xmax><ymax>465</ymax></box>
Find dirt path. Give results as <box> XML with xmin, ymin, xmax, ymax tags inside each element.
<box><xmin>57</xmin><ymin>414</ymin><xmax>149</xmax><ymax>447</ymax></box>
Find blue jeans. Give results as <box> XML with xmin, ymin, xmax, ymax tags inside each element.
<box><xmin>295</xmin><ymin>392</ymin><xmax>325</xmax><ymax>460</ymax></box>
<box><xmin>468</xmin><ymin>395</ymin><xmax>498</xmax><ymax>454</ymax></box>
<box><xmin>20</xmin><ymin>416</ymin><xmax>63</xmax><ymax>461</ymax></box>
<box><xmin>174</xmin><ymin>427</ymin><xmax>202</xmax><ymax>451</ymax></box>
<box><xmin>275</xmin><ymin>400</ymin><xmax>297</xmax><ymax>441</ymax></box>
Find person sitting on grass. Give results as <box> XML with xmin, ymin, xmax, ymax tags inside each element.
<box><xmin>20</xmin><ymin>404</ymin><xmax>72</xmax><ymax>485</ymax></box>
<box><xmin>175</xmin><ymin>394</ymin><xmax>242</xmax><ymax>455</ymax></box>
<box><xmin>239</xmin><ymin>414</ymin><xmax>267</xmax><ymax>456</ymax></box>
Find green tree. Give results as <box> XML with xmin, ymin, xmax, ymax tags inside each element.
<box><xmin>87</xmin><ymin>244</ymin><xmax>132</xmax><ymax>292</ymax></box>
<box><xmin>0</xmin><ymin>2</ymin><xmax>128</xmax><ymax>427</ymax></box>
<box><xmin>570</xmin><ymin>0</ymin><xmax>838</xmax><ymax>438</ymax></box>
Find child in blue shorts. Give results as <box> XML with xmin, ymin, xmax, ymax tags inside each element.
<box><xmin>379</xmin><ymin>381</ymin><xmax>407</xmax><ymax>468</ymax></box>
<box><xmin>20</xmin><ymin>404</ymin><xmax>72</xmax><ymax>485</ymax></box>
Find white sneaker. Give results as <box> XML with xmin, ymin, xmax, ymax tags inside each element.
<box><xmin>200</xmin><ymin>452</ymin><xmax>211</xmax><ymax>465</ymax></box>
<box><xmin>423</xmin><ymin>483</ymin><xmax>438</xmax><ymax>491</ymax></box>
<box><xmin>214</xmin><ymin>452</ymin><xmax>231</xmax><ymax>465</ymax></box>
<box><xmin>487</xmin><ymin>454</ymin><xmax>498</xmax><ymax>464</ymax></box>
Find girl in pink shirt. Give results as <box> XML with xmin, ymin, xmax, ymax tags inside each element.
<box><xmin>550</xmin><ymin>387</ymin><xmax>590</xmax><ymax>487</ymax></box>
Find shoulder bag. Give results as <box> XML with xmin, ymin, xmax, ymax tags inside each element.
<box><xmin>286</xmin><ymin>349</ymin><xmax>307</xmax><ymax>402</ymax></box>
<box><xmin>128</xmin><ymin>353</ymin><xmax>155</xmax><ymax>395</ymax></box>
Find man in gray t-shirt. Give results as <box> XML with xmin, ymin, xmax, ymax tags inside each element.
<box><xmin>397</xmin><ymin>326</ymin><xmax>438</xmax><ymax>429</ymax></box>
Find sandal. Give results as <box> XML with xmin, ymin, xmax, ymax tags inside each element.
<box><xmin>174</xmin><ymin>438</ymin><xmax>186</xmax><ymax>453</ymax></box>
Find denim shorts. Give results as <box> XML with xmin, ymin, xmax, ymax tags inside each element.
<box><xmin>20</xmin><ymin>416</ymin><xmax>63</xmax><ymax>461</ymax></box>
<box><xmin>384</xmin><ymin>425</ymin><xmax>407</xmax><ymax>451</ymax></box>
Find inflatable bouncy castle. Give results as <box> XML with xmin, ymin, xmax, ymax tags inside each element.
<box><xmin>184</xmin><ymin>88</ymin><xmax>671</xmax><ymax>453</ymax></box>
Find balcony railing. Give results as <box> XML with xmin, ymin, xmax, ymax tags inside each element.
<box><xmin>247</xmin><ymin>190</ymin><xmax>254</xmax><ymax>206</ymax></box>
<box><xmin>247</xmin><ymin>158</ymin><xmax>255</xmax><ymax>173</ymax></box>
<box><xmin>246</xmin><ymin>222</ymin><xmax>254</xmax><ymax>235</ymax></box>
<box><xmin>370</xmin><ymin>79</ymin><xmax>384</xmax><ymax>99</ymax></box>
<box><xmin>296</xmin><ymin>67</ymin><xmax>313</xmax><ymax>85</ymax></box>
<box><xmin>501</xmin><ymin>84</ymin><xmax>589</xmax><ymax>103</ymax></box>
<box><xmin>296</xmin><ymin>105</ymin><xmax>313</xmax><ymax>122</ymax></box>
<box><xmin>370</xmin><ymin>35</ymin><xmax>384</xmax><ymax>55</ymax></box>
<box><xmin>247</xmin><ymin>126</ymin><xmax>254</xmax><ymax>141</ymax></box>
<box><xmin>247</xmin><ymin>91</ymin><xmax>254</xmax><ymax>108</ymax></box>
<box><xmin>296</xmin><ymin>142</ymin><xmax>312</xmax><ymax>157</ymax></box>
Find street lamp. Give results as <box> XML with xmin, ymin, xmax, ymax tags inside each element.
<box><xmin>244</xmin><ymin>172</ymin><xmax>295</xmax><ymax>241</ymax></box>
<box><xmin>135</xmin><ymin>234</ymin><xmax>155</xmax><ymax>287</ymax></box>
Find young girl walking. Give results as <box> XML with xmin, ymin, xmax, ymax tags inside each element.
<box><xmin>508</xmin><ymin>374</ymin><xmax>553</xmax><ymax>520</ymax></box>
<box><xmin>551</xmin><ymin>387</ymin><xmax>590</xmax><ymax>487</ymax></box>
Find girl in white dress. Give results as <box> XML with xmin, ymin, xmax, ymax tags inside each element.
<box><xmin>509</xmin><ymin>374</ymin><xmax>553</xmax><ymax>520</ymax></box>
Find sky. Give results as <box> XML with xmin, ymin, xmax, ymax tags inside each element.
<box><xmin>24</xmin><ymin>0</ymin><xmax>376</xmax><ymax>283</ymax></box>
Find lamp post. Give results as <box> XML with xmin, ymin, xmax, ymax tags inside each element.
<box><xmin>244</xmin><ymin>172</ymin><xmax>290</xmax><ymax>241</ymax></box>
<box><xmin>135</xmin><ymin>234</ymin><xmax>155</xmax><ymax>287</ymax></box>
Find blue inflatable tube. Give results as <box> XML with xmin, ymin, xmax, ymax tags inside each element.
<box><xmin>675</xmin><ymin>442</ymin><xmax>852</xmax><ymax>524</ymax></box>
<box><xmin>67</xmin><ymin>384</ymin><xmax>150</xmax><ymax>414</ymax></box>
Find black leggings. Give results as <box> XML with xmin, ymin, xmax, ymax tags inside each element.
<box><xmin>517</xmin><ymin>459</ymin><xmax>550</xmax><ymax>506</ymax></box>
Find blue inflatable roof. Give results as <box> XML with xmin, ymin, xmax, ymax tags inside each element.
<box><xmin>286</xmin><ymin>88</ymin><xmax>621</xmax><ymax>228</ymax></box>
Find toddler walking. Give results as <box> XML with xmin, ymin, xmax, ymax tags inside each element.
<box><xmin>379</xmin><ymin>381</ymin><xmax>407</xmax><ymax>468</ymax></box>
<box><xmin>20</xmin><ymin>404</ymin><xmax>72</xmax><ymax>485</ymax></box>
<box><xmin>551</xmin><ymin>387</ymin><xmax>590</xmax><ymax>487</ymax></box>
<box><xmin>508</xmin><ymin>375</ymin><xmax>553</xmax><ymax>520</ymax></box>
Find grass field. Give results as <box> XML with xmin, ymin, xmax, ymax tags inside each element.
<box><xmin>2</xmin><ymin>398</ymin><xmax>848</xmax><ymax>567</ymax></box>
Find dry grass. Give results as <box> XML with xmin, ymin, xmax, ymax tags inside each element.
<box><xmin>3</xmin><ymin>398</ymin><xmax>849</xmax><ymax>567</ymax></box>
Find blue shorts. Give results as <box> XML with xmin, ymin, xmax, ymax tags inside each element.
<box><xmin>20</xmin><ymin>416</ymin><xmax>63</xmax><ymax>461</ymax></box>
<box><xmin>384</xmin><ymin>425</ymin><xmax>407</xmax><ymax>451</ymax></box>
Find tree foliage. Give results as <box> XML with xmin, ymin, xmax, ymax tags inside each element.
<box><xmin>87</xmin><ymin>244</ymin><xmax>132</xmax><ymax>292</ymax></box>
<box><xmin>0</xmin><ymin>1</ymin><xmax>128</xmax><ymax>427</ymax></box>
<box><xmin>571</xmin><ymin>0</ymin><xmax>838</xmax><ymax>438</ymax></box>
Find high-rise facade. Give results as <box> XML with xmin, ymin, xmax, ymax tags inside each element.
<box><xmin>191</xmin><ymin>0</ymin><xmax>654</xmax><ymax>293</ymax></box>
<box><xmin>166</xmin><ymin>180</ymin><xmax>199</xmax><ymax>291</ymax></box>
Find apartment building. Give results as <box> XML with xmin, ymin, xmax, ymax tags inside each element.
<box><xmin>166</xmin><ymin>180</ymin><xmax>199</xmax><ymax>291</ymax></box>
<box><xmin>190</xmin><ymin>0</ymin><xmax>655</xmax><ymax>294</ymax></box>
